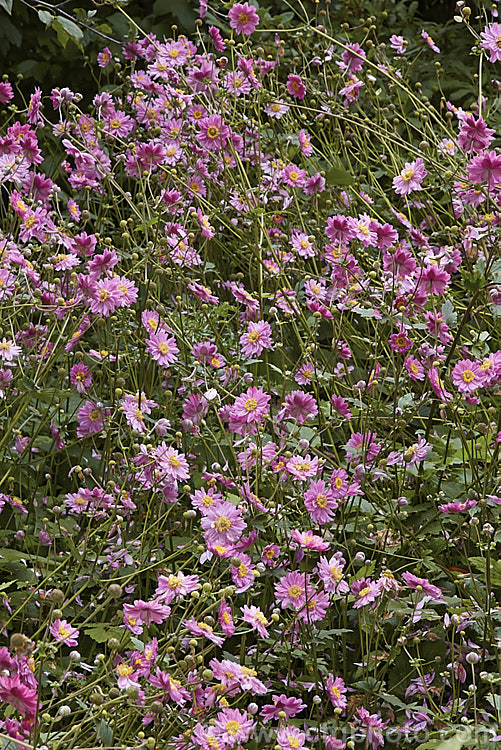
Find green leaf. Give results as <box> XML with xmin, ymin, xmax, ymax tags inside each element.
<box><xmin>37</xmin><ymin>9</ymin><xmax>52</xmax><ymax>26</ymax></box>
<box><xmin>325</xmin><ymin>167</ymin><xmax>356</xmax><ymax>186</ymax></box>
<box><xmin>417</xmin><ymin>736</ymin><xmax>466</xmax><ymax>750</ymax></box>
<box><xmin>441</xmin><ymin>299</ymin><xmax>457</xmax><ymax>328</ymax></box>
<box><xmin>52</xmin><ymin>16</ymin><xmax>83</xmax><ymax>48</ymax></box>
<box><xmin>84</xmin><ymin>625</ymin><xmax>124</xmax><ymax>643</ymax></box>
<box><xmin>0</xmin><ymin>0</ymin><xmax>13</xmax><ymax>15</ymax></box>
<box><xmin>97</xmin><ymin>719</ymin><xmax>113</xmax><ymax>746</ymax></box>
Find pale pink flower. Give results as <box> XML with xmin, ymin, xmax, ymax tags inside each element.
<box><xmin>228</xmin><ymin>2</ymin><xmax>259</xmax><ymax>35</ymax></box>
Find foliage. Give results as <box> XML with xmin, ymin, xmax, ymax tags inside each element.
<box><xmin>0</xmin><ymin>0</ymin><xmax>500</xmax><ymax>749</ymax></box>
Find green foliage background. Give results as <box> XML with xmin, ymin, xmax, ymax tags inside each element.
<box><xmin>0</xmin><ymin>0</ymin><xmax>463</xmax><ymax>100</ymax></box>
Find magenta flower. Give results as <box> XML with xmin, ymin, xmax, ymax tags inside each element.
<box><xmin>351</xmin><ymin>578</ymin><xmax>381</xmax><ymax>608</ymax></box>
<box><xmin>458</xmin><ymin>114</ymin><xmax>495</xmax><ymax>153</ymax></box>
<box><xmin>451</xmin><ymin>359</ymin><xmax>485</xmax><ymax>393</ymax></box>
<box><xmin>0</xmin><ymin>81</ymin><xmax>14</xmax><ymax>104</ymax></box>
<box><xmin>146</xmin><ymin>331</ymin><xmax>179</xmax><ymax>366</ymax></box>
<box><xmin>286</xmin><ymin>74</ymin><xmax>306</xmax><ymax>99</ymax></box>
<box><xmin>49</xmin><ymin>618</ymin><xmax>79</xmax><ymax>646</ymax></box>
<box><xmin>155</xmin><ymin>445</ymin><xmax>190</xmax><ymax>481</ymax></box>
<box><xmin>240</xmin><ymin>320</ymin><xmax>274</xmax><ymax>357</ymax></box>
<box><xmin>304</xmin><ymin>480</ymin><xmax>338</xmax><ymax>524</ymax></box>
<box><xmin>405</xmin><ymin>355</ymin><xmax>425</xmax><ymax>381</ymax></box>
<box><xmin>228</xmin><ymin>2</ymin><xmax>259</xmax><ymax>35</ymax></box>
<box><xmin>480</xmin><ymin>22</ymin><xmax>501</xmax><ymax>63</ymax></box>
<box><xmin>345</xmin><ymin>432</ymin><xmax>381</xmax><ymax>465</ymax></box>
<box><xmin>467</xmin><ymin>150</ymin><xmax>501</xmax><ymax>190</ymax></box>
<box><xmin>393</xmin><ymin>157</ymin><xmax>427</xmax><ymax>195</ymax></box>
<box><xmin>70</xmin><ymin>363</ymin><xmax>92</xmax><ymax>394</ymax></box>
<box><xmin>389</xmin><ymin>330</ymin><xmax>413</xmax><ymax>354</ymax></box>
<box><xmin>97</xmin><ymin>47</ymin><xmax>112</xmax><ymax>67</ymax></box>
<box><xmin>331</xmin><ymin>395</ymin><xmax>352</xmax><ymax>421</ymax></box>
<box><xmin>0</xmin><ymin>674</ymin><xmax>39</xmax><ymax>716</ymax></box>
<box><xmin>284</xmin><ymin>390</ymin><xmax>318</xmax><ymax>424</ymax></box>
<box><xmin>89</xmin><ymin>277</ymin><xmax>121</xmax><ymax>317</ymax></box>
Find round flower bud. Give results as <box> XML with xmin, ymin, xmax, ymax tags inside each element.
<box><xmin>354</xmin><ymin>552</ymin><xmax>365</xmax><ymax>563</ymax></box>
<box><xmin>248</xmin><ymin>702</ymin><xmax>258</xmax><ymax>714</ymax></box>
<box><xmin>52</xmin><ymin>609</ymin><xmax>63</xmax><ymax>619</ymax></box>
<box><xmin>90</xmin><ymin>693</ymin><xmax>104</xmax><ymax>705</ymax></box>
<box><xmin>58</xmin><ymin>705</ymin><xmax>71</xmax><ymax>717</ymax></box>
<box><xmin>108</xmin><ymin>584</ymin><xmax>123</xmax><ymax>598</ymax></box>
<box><xmin>466</xmin><ymin>652</ymin><xmax>480</xmax><ymax>664</ymax></box>
<box><xmin>69</xmin><ymin>651</ymin><xmax>81</xmax><ymax>661</ymax></box>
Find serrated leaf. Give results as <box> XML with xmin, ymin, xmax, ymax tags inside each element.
<box><xmin>84</xmin><ymin>625</ymin><xmax>123</xmax><ymax>643</ymax></box>
<box><xmin>325</xmin><ymin>167</ymin><xmax>356</xmax><ymax>186</ymax></box>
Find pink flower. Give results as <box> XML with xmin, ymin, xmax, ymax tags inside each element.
<box><xmin>326</xmin><ymin>674</ymin><xmax>347</xmax><ymax>710</ymax></box>
<box><xmin>0</xmin><ymin>338</ymin><xmax>21</xmax><ymax>362</ymax></box>
<box><xmin>304</xmin><ymin>480</ymin><xmax>338</xmax><ymax>524</ymax></box>
<box><xmin>230</xmin><ymin>386</ymin><xmax>270</xmax><ymax>424</ymax></box>
<box><xmin>438</xmin><ymin>498</ymin><xmax>477</xmax><ymax>514</ymax></box>
<box><xmin>123</xmin><ymin>599</ymin><xmax>171</xmax><ymax>627</ymax></box>
<box><xmin>0</xmin><ymin>675</ymin><xmax>38</xmax><ymax>716</ymax></box>
<box><xmin>467</xmin><ymin>150</ymin><xmax>501</xmax><ymax>190</ymax></box>
<box><xmin>405</xmin><ymin>355</ymin><xmax>425</xmax><ymax>381</ymax></box>
<box><xmin>209</xmin><ymin>25</ymin><xmax>226</xmax><ymax>51</ymax></box>
<box><xmin>282</xmin><ymin>164</ymin><xmax>306</xmax><ymax>187</ymax></box>
<box><xmin>402</xmin><ymin>571</ymin><xmax>443</xmax><ymax>599</ymax></box>
<box><xmin>214</xmin><ymin>708</ymin><xmax>255</xmax><ymax>744</ymax></box>
<box><xmin>97</xmin><ymin>47</ymin><xmax>112</xmax><ymax>67</ymax></box>
<box><xmin>241</xmin><ymin>605</ymin><xmax>269</xmax><ymax>637</ymax></box>
<box><xmin>0</xmin><ymin>81</ymin><xmax>14</xmax><ymax>104</ymax></box>
<box><xmin>198</xmin><ymin>114</ymin><xmax>230</xmax><ymax>151</ymax></box>
<box><xmin>76</xmin><ymin>401</ymin><xmax>108</xmax><ymax>438</ymax></box>
<box><xmin>261</xmin><ymin>694</ymin><xmax>306</xmax><ymax>723</ymax></box>
<box><xmin>148</xmin><ymin>669</ymin><xmax>190</xmax><ymax>704</ymax></box>
<box><xmin>355</xmin><ymin>707</ymin><xmax>387</xmax><ymax>749</ymax></box>
<box><xmin>418</xmin><ymin>264</ymin><xmax>450</xmax><ymax>295</ymax></box>
<box><xmin>218</xmin><ymin>599</ymin><xmax>235</xmax><ymax>636</ymax></box>
<box><xmin>317</xmin><ymin>554</ymin><xmax>349</xmax><ymax>595</ymax></box>
<box><xmin>389</xmin><ymin>34</ymin><xmax>407</xmax><ymax>54</ymax></box>
<box><xmin>284</xmin><ymin>390</ymin><xmax>318</xmax><ymax>424</ymax></box>
<box><xmin>451</xmin><ymin>359</ymin><xmax>485</xmax><ymax>393</ymax></box>
<box><xmin>421</xmin><ymin>29</ymin><xmax>440</xmax><ymax>53</ymax></box>
<box><xmin>89</xmin><ymin>276</ymin><xmax>121</xmax><ymax>317</ymax></box>
<box><xmin>389</xmin><ymin>330</ymin><xmax>413</xmax><ymax>354</ymax></box>
<box><xmin>393</xmin><ymin>158</ymin><xmax>427</xmax><ymax>195</ymax></box>
<box><xmin>458</xmin><ymin>114</ymin><xmax>495</xmax><ymax>153</ymax></box>
<box><xmin>331</xmin><ymin>395</ymin><xmax>352</xmax><ymax>421</ymax></box>
<box><xmin>274</xmin><ymin>570</ymin><xmax>310</xmax><ymax>609</ymax></box>
<box><xmin>146</xmin><ymin>331</ymin><xmax>179</xmax><ymax>366</ymax></box>
<box><xmin>201</xmin><ymin>500</ymin><xmax>247</xmax><ymax>546</ymax></box>
<box><xmin>480</xmin><ymin>22</ymin><xmax>501</xmax><ymax>63</ymax></box>
<box><xmin>231</xmin><ymin>553</ymin><xmax>255</xmax><ymax>592</ymax></box>
<box><xmin>340</xmin><ymin>43</ymin><xmax>366</xmax><ymax>73</ymax></box>
<box><xmin>428</xmin><ymin>367</ymin><xmax>453</xmax><ymax>402</ymax></box>
<box><xmin>286</xmin><ymin>454</ymin><xmax>319</xmax><ymax>480</ymax></box>
<box><xmin>351</xmin><ymin>578</ymin><xmax>381</xmax><ymax>608</ymax></box>
<box><xmin>228</xmin><ymin>2</ymin><xmax>259</xmax><ymax>36</ymax></box>
<box><xmin>49</xmin><ymin>618</ymin><xmax>79</xmax><ymax>646</ymax></box>
<box><xmin>155</xmin><ymin>444</ymin><xmax>190</xmax><ymax>481</ymax></box>
<box><xmin>276</xmin><ymin>725</ymin><xmax>306</xmax><ymax>750</ymax></box>
<box><xmin>291</xmin><ymin>529</ymin><xmax>330</xmax><ymax>552</ymax></box>
<box><xmin>345</xmin><ymin>432</ymin><xmax>381</xmax><ymax>465</ymax></box>
<box><xmin>240</xmin><ymin>320</ymin><xmax>274</xmax><ymax>357</ymax></box>
<box><xmin>286</xmin><ymin>74</ymin><xmax>306</xmax><ymax>99</ymax></box>
<box><xmin>185</xmin><ymin>618</ymin><xmax>224</xmax><ymax>646</ymax></box>
<box><xmin>70</xmin><ymin>363</ymin><xmax>92</xmax><ymax>394</ymax></box>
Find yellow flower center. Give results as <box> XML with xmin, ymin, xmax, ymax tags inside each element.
<box><xmin>462</xmin><ymin>369</ymin><xmax>474</xmax><ymax>383</ymax></box>
<box><xmin>207</xmin><ymin>125</ymin><xmax>220</xmax><ymax>139</ymax></box>
<box><xmin>214</xmin><ymin>515</ymin><xmax>232</xmax><ymax>531</ymax></box>
<box><xmin>402</xmin><ymin>168</ymin><xmax>415</xmax><ymax>181</ymax></box>
<box><xmin>244</xmin><ymin>398</ymin><xmax>258</xmax><ymax>412</ymax></box>
<box><xmin>288</xmin><ymin>585</ymin><xmax>302</xmax><ymax>599</ymax></box>
<box><xmin>158</xmin><ymin>342</ymin><xmax>170</xmax><ymax>354</ymax></box>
